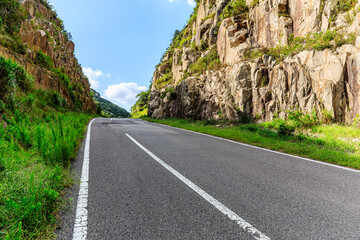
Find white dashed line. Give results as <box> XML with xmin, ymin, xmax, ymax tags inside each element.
<box><xmin>73</xmin><ymin>119</ymin><xmax>96</xmax><ymax>240</ymax></box>
<box><xmin>126</xmin><ymin>133</ymin><xmax>270</xmax><ymax>240</ymax></box>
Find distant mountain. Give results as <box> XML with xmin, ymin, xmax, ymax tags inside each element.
<box><xmin>91</xmin><ymin>89</ymin><xmax>130</xmax><ymax>118</ymax></box>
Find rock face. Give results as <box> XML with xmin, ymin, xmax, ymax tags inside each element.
<box><xmin>0</xmin><ymin>0</ymin><xmax>95</xmax><ymax>112</ymax></box>
<box><xmin>149</xmin><ymin>0</ymin><xmax>360</xmax><ymax>124</ymax></box>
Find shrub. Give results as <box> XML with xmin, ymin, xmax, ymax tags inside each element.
<box><xmin>155</xmin><ymin>73</ymin><xmax>173</xmax><ymax>87</ymax></box>
<box><xmin>287</xmin><ymin>109</ymin><xmax>319</xmax><ymax>128</ymax></box>
<box><xmin>266</xmin><ymin>30</ymin><xmax>356</xmax><ymax>62</ymax></box>
<box><xmin>0</xmin><ymin>109</ymin><xmax>92</xmax><ymax>238</ymax></box>
<box><xmin>188</xmin><ymin>48</ymin><xmax>222</xmax><ymax>75</ymax></box>
<box><xmin>0</xmin><ymin>56</ymin><xmax>33</xmax><ymax>103</ymax></box>
<box><xmin>131</xmin><ymin>89</ymin><xmax>150</xmax><ymax>118</ymax></box>
<box><xmin>187</xmin><ymin>0</ymin><xmax>201</xmax><ymax>26</ymax></box>
<box><xmin>0</xmin><ymin>35</ymin><xmax>27</xmax><ymax>54</ymax></box>
<box><xmin>0</xmin><ymin>0</ymin><xmax>26</xmax><ymax>35</ymax></box>
<box><xmin>35</xmin><ymin>50</ymin><xmax>54</xmax><ymax>70</ymax></box>
<box><xmin>39</xmin><ymin>0</ymin><xmax>52</xmax><ymax>10</ymax></box>
<box><xmin>337</xmin><ymin>0</ymin><xmax>357</xmax><ymax>12</ymax></box>
<box><xmin>220</xmin><ymin>0</ymin><xmax>248</xmax><ymax>21</ymax></box>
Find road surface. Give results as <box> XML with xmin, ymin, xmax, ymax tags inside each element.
<box><xmin>57</xmin><ymin>118</ymin><xmax>360</xmax><ymax>239</ymax></box>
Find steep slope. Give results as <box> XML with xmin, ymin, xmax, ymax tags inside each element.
<box><xmin>92</xmin><ymin>89</ymin><xmax>130</xmax><ymax>118</ymax></box>
<box><xmin>0</xmin><ymin>0</ymin><xmax>95</xmax><ymax>112</ymax></box>
<box><xmin>149</xmin><ymin>0</ymin><xmax>360</xmax><ymax>125</ymax></box>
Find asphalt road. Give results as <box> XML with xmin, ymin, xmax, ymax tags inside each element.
<box><xmin>58</xmin><ymin>118</ymin><xmax>360</xmax><ymax>240</ymax></box>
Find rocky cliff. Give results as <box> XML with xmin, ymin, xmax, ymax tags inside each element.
<box><xmin>149</xmin><ymin>0</ymin><xmax>360</xmax><ymax>124</ymax></box>
<box><xmin>0</xmin><ymin>0</ymin><xmax>95</xmax><ymax>112</ymax></box>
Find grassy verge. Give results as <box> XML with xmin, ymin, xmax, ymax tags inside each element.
<box><xmin>0</xmin><ymin>111</ymin><xmax>93</xmax><ymax>239</ymax></box>
<box><xmin>142</xmin><ymin>117</ymin><xmax>360</xmax><ymax>169</ymax></box>
<box><xmin>0</xmin><ymin>56</ymin><xmax>95</xmax><ymax>239</ymax></box>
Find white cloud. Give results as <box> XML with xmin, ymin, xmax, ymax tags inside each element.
<box><xmin>104</xmin><ymin>82</ymin><xmax>147</xmax><ymax>106</ymax></box>
<box><xmin>187</xmin><ymin>0</ymin><xmax>196</xmax><ymax>6</ymax></box>
<box><xmin>168</xmin><ymin>0</ymin><xmax>195</xmax><ymax>6</ymax></box>
<box><xmin>83</xmin><ymin>67</ymin><xmax>111</xmax><ymax>91</ymax></box>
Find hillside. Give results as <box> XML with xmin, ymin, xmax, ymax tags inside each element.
<box><xmin>0</xmin><ymin>0</ymin><xmax>95</xmax><ymax>112</ymax></box>
<box><xmin>0</xmin><ymin>0</ymin><xmax>97</xmax><ymax>238</ymax></box>
<box><xmin>92</xmin><ymin>89</ymin><xmax>130</xmax><ymax>118</ymax></box>
<box><xmin>147</xmin><ymin>0</ymin><xmax>360</xmax><ymax>126</ymax></box>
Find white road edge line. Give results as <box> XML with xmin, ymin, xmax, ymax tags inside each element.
<box><xmin>126</xmin><ymin>133</ymin><xmax>270</xmax><ymax>240</ymax></box>
<box><xmin>146</xmin><ymin>121</ymin><xmax>360</xmax><ymax>174</ymax></box>
<box><xmin>73</xmin><ymin>118</ymin><xmax>96</xmax><ymax>240</ymax></box>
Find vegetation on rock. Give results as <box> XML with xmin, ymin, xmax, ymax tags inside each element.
<box><xmin>0</xmin><ymin>56</ymin><xmax>95</xmax><ymax>239</ymax></box>
<box><xmin>131</xmin><ymin>89</ymin><xmax>150</xmax><ymax>118</ymax></box>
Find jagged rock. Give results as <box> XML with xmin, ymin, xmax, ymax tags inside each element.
<box><xmin>346</xmin><ymin>52</ymin><xmax>360</xmax><ymax>121</ymax></box>
<box><xmin>0</xmin><ymin>0</ymin><xmax>96</xmax><ymax>112</ymax></box>
<box><xmin>149</xmin><ymin>0</ymin><xmax>360</xmax><ymax>124</ymax></box>
<box><xmin>217</xmin><ymin>17</ymin><xmax>249</xmax><ymax>65</ymax></box>
<box><xmin>251</xmin><ymin>0</ymin><xmax>293</xmax><ymax>48</ymax></box>
<box><xmin>289</xmin><ymin>0</ymin><xmax>322</xmax><ymax>37</ymax></box>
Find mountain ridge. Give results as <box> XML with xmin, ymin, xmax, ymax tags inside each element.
<box><xmin>91</xmin><ymin>88</ymin><xmax>130</xmax><ymax>118</ymax></box>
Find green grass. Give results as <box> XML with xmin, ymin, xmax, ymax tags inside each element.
<box><xmin>185</xmin><ymin>48</ymin><xmax>222</xmax><ymax>78</ymax></box>
<box><xmin>142</xmin><ymin>117</ymin><xmax>360</xmax><ymax>169</ymax></box>
<box><xmin>0</xmin><ymin>56</ymin><xmax>95</xmax><ymax>239</ymax></box>
<box><xmin>0</xmin><ymin>111</ymin><xmax>92</xmax><ymax>239</ymax></box>
<box><xmin>244</xmin><ymin>30</ymin><xmax>357</xmax><ymax>62</ymax></box>
<box><xmin>132</xmin><ymin>108</ymin><xmax>148</xmax><ymax>119</ymax></box>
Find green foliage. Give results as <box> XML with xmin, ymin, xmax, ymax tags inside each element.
<box><xmin>0</xmin><ymin>111</ymin><xmax>92</xmax><ymax>238</ymax></box>
<box><xmin>0</xmin><ymin>57</ymin><xmax>94</xmax><ymax>238</ymax></box>
<box><xmin>39</xmin><ymin>0</ymin><xmax>52</xmax><ymax>10</ymax></box>
<box><xmin>352</xmin><ymin>114</ymin><xmax>360</xmax><ymax>127</ymax></box>
<box><xmin>155</xmin><ymin>72</ymin><xmax>173</xmax><ymax>88</ymax></box>
<box><xmin>187</xmin><ymin>0</ymin><xmax>201</xmax><ymax>26</ymax></box>
<box><xmin>243</xmin><ymin>49</ymin><xmax>265</xmax><ymax>60</ymax></box>
<box><xmin>143</xmin><ymin>117</ymin><xmax>360</xmax><ymax>169</ymax></box>
<box><xmin>131</xmin><ymin>89</ymin><xmax>150</xmax><ymax>118</ymax></box>
<box><xmin>0</xmin><ymin>0</ymin><xmax>26</xmax><ymax>35</ymax></box>
<box><xmin>188</xmin><ymin>48</ymin><xmax>221</xmax><ymax>76</ymax></box>
<box><xmin>34</xmin><ymin>89</ymin><xmax>67</xmax><ymax>110</ymax></box>
<box><xmin>0</xmin><ymin>57</ymin><xmax>33</xmax><ymax>109</ymax></box>
<box><xmin>179</xmin><ymin>37</ymin><xmax>192</xmax><ymax>48</ymax></box>
<box><xmin>337</xmin><ymin>0</ymin><xmax>357</xmax><ymax>12</ymax></box>
<box><xmin>35</xmin><ymin>50</ymin><xmax>54</xmax><ymax>70</ymax></box>
<box><xmin>209</xmin><ymin>0</ymin><xmax>216</xmax><ymax>9</ymax></box>
<box><xmin>219</xmin><ymin>0</ymin><xmax>248</xmax><ymax>22</ymax></box>
<box><xmin>287</xmin><ymin>109</ymin><xmax>319</xmax><ymax>128</ymax></box>
<box><xmin>251</xmin><ymin>0</ymin><xmax>259</xmax><ymax>8</ymax></box>
<box><xmin>265</xmin><ymin>30</ymin><xmax>357</xmax><ymax>62</ymax></box>
<box><xmin>0</xmin><ymin>35</ymin><xmax>27</xmax><ymax>54</ymax></box>
<box><xmin>262</xmin><ymin>110</ymin><xmax>319</xmax><ymax>136</ymax></box>
<box><xmin>91</xmin><ymin>89</ymin><xmax>130</xmax><ymax>118</ymax></box>
<box><xmin>202</xmin><ymin>13</ymin><xmax>215</xmax><ymax>22</ymax></box>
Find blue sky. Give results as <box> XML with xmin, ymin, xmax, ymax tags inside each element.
<box><xmin>49</xmin><ymin>0</ymin><xmax>195</xmax><ymax>111</ymax></box>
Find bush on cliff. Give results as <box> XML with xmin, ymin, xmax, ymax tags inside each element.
<box><xmin>0</xmin><ymin>56</ymin><xmax>94</xmax><ymax>239</ymax></box>
<box><xmin>0</xmin><ymin>0</ymin><xmax>26</xmax><ymax>35</ymax></box>
<box><xmin>132</xmin><ymin>89</ymin><xmax>150</xmax><ymax>118</ymax></box>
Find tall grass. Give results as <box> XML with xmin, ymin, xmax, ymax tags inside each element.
<box><xmin>0</xmin><ymin>55</ymin><xmax>94</xmax><ymax>239</ymax></box>
<box><xmin>142</xmin><ymin>117</ymin><xmax>360</xmax><ymax>169</ymax></box>
<box><xmin>0</xmin><ymin>111</ymin><xmax>92</xmax><ymax>239</ymax></box>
